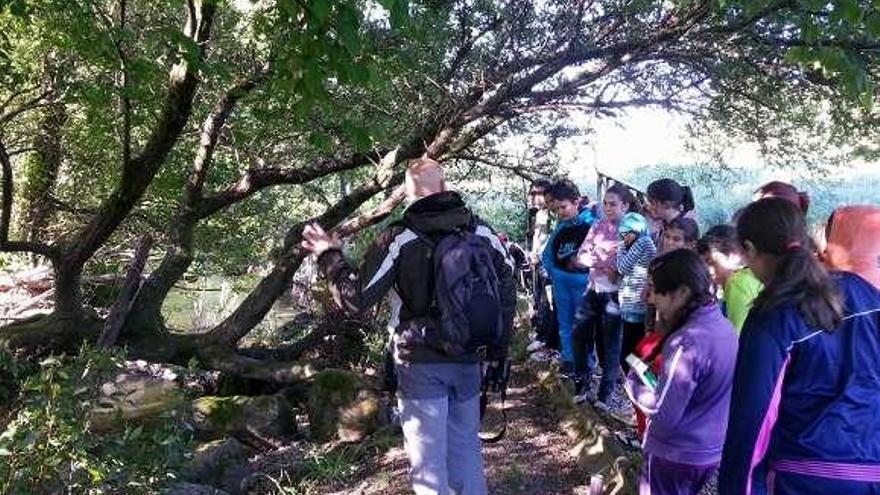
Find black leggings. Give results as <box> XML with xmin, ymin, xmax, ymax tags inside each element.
<box><xmin>620</xmin><ymin>318</ymin><xmax>646</xmax><ymax>372</ymax></box>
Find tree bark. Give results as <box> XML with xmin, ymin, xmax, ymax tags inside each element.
<box><xmin>97</xmin><ymin>235</ymin><xmax>153</xmax><ymax>348</ymax></box>
<box><xmin>53</xmin><ymin>258</ymin><xmax>83</xmax><ymax>316</ymax></box>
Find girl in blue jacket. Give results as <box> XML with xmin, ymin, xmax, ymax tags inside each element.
<box><xmin>719</xmin><ymin>197</ymin><xmax>880</xmax><ymax>495</ymax></box>
<box><xmin>542</xmin><ymin>179</ymin><xmax>594</xmax><ymax>373</ymax></box>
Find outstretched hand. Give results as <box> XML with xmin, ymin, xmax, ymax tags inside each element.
<box><xmin>301</xmin><ymin>223</ymin><xmax>340</xmax><ymax>256</ymax></box>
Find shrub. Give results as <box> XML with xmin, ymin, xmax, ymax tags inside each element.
<box><xmin>0</xmin><ymin>346</ymin><xmax>193</xmax><ymax>495</ymax></box>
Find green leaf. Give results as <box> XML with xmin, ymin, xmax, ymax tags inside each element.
<box><xmin>800</xmin><ymin>19</ymin><xmax>820</xmax><ymax>43</ymax></box>
<box><xmin>308</xmin><ymin>132</ymin><xmax>332</xmax><ymax>152</ymax></box>
<box><xmin>866</xmin><ymin>11</ymin><xmax>880</xmax><ymax>36</ymax></box>
<box><xmin>349</xmin><ymin>126</ymin><xmax>371</xmax><ymax>150</ymax></box>
<box><xmin>389</xmin><ymin>0</ymin><xmax>409</xmax><ymax>29</ymax></box>
<box><xmin>7</xmin><ymin>0</ymin><xmax>27</xmax><ymax>17</ymax></box>
<box><xmin>835</xmin><ymin>0</ymin><xmax>862</xmax><ymax>23</ymax></box>
<box><xmin>310</xmin><ymin>0</ymin><xmax>330</xmax><ymax>24</ymax></box>
<box><xmin>338</xmin><ymin>5</ymin><xmax>361</xmax><ymax>55</ymax></box>
<box><xmin>349</xmin><ymin>62</ymin><xmax>370</xmax><ymax>84</ymax></box>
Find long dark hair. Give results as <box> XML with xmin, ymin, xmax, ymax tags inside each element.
<box><xmin>647</xmin><ymin>178</ymin><xmax>695</xmax><ymax>213</ymax></box>
<box><xmin>645</xmin><ymin>249</ymin><xmax>716</xmax><ymax>360</ymax></box>
<box><xmin>605</xmin><ymin>183</ymin><xmax>639</xmax><ymax>214</ymax></box>
<box><xmin>737</xmin><ymin>197</ymin><xmax>843</xmax><ymax>330</ymax></box>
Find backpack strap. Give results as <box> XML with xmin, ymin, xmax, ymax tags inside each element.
<box><xmin>400</xmin><ymin>220</ymin><xmax>442</xmax><ymax>318</ymax></box>
<box><xmin>479</xmin><ymin>358</ymin><xmax>512</xmax><ymax>443</ymax></box>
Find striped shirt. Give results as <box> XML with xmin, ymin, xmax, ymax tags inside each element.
<box><xmin>617</xmin><ymin>235</ymin><xmax>657</xmax><ymax>315</ymax></box>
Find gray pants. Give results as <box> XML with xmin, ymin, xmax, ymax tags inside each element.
<box><xmin>397</xmin><ymin>363</ymin><xmax>487</xmax><ymax>495</ymax></box>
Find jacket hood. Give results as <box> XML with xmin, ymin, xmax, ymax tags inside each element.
<box><xmin>403</xmin><ymin>191</ymin><xmax>472</xmax><ymax>233</ymax></box>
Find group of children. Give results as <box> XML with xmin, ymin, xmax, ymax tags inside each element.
<box><xmin>524</xmin><ymin>177</ymin><xmax>880</xmax><ymax>495</ymax></box>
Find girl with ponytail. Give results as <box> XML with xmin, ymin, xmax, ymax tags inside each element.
<box><xmin>720</xmin><ymin>197</ymin><xmax>880</xmax><ymax>495</ymax></box>
<box><xmin>624</xmin><ymin>249</ymin><xmax>738</xmax><ymax>495</ymax></box>
<box><xmin>646</xmin><ymin>178</ymin><xmax>698</xmax><ymax>250</ymax></box>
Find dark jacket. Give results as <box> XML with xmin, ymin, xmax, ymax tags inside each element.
<box><xmin>719</xmin><ymin>272</ymin><xmax>880</xmax><ymax>495</ymax></box>
<box><xmin>317</xmin><ymin>191</ymin><xmax>516</xmax><ymax>364</ymax></box>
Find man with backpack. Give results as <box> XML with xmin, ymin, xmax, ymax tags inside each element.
<box><xmin>301</xmin><ymin>157</ymin><xmax>516</xmax><ymax>495</ymax></box>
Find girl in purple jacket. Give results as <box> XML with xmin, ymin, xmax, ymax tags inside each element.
<box><xmin>625</xmin><ymin>249</ymin><xmax>739</xmax><ymax>495</ymax></box>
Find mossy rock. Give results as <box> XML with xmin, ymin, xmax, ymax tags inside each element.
<box><xmin>305</xmin><ymin>369</ymin><xmax>385</xmax><ymax>443</ymax></box>
<box><xmin>191</xmin><ymin>394</ymin><xmax>295</xmax><ymax>440</ymax></box>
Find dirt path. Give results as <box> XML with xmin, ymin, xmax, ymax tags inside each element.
<box><xmin>313</xmin><ymin>366</ymin><xmax>595</xmax><ymax>495</ymax></box>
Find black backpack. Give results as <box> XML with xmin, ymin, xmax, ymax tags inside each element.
<box><xmin>407</xmin><ymin>222</ymin><xmax>504</xmax><ymax>358</ymax></box>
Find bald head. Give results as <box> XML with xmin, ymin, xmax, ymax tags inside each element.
<box><xmin>405</xmin><ymin>157</ymin><xmax>446</xmax><ymax>202</ymax></box>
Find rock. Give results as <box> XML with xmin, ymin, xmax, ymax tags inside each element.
<box><xmin>185</xmin><ymin>438</ymin><xmax>254</xmax><ymax>495</ymax></box>
<box><xmin>305</xmin><ymin>369</ymin><xmax>385</xmax><ymax>442</ymax></box>
<box><xmin>89</xmin><ymin>371</ymin><xmax>185</xmax><ymax>432</ymax></box>
<box><xmin>191</xmin><ymin>395</ymin><xmax>295</xmax><ymax>440</ymax></box>
<box><xmin>166</xmin><ymin>482</ymin><xmax>230</xmax><ymax>495</ymax></box>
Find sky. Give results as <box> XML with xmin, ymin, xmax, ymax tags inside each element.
<box><xmin>550</xmin><ymin>107</ymin><xmax>879</xmax><ymax>190</ymax></box>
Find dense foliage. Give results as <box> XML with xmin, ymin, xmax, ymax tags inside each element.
<box><xmin>0</xmin><ymin>347</ymin><xmax>192</xmax><ymax>494</ymax></box>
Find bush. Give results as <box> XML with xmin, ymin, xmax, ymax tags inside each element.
<box><xmin>0</xmin><ymin>346</ymin><xmax>193</xmax><ymax>494</ymax></box>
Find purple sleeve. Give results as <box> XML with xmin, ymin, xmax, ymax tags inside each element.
<box><xmin>625</xmin><ymin>342</ymin><xmax>699</xmax><ymax>435</ymax></box>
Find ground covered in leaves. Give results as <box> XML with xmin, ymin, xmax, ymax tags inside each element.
<box><xmin>300</xmin><ymin>368</ymin><xmax>595</xmax><ymax>495</ymax></box>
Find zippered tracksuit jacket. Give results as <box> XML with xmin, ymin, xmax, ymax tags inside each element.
<box><xmin>719</xmin><ymin>272</ymin><xmax>880</xmax><ymax>495</ymax></box>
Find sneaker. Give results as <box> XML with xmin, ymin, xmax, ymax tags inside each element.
<box><xmin>529</xmin><ymin>349</ymin><xmax>557</xmax><ymax>363</ymax></box>
<box><xmin>572</xmin><ymin>380</ymin><xmax>596</xmax><ymax>405</ymax></box>
<box><xmin>527</xmin><ymin>340</ymin><xmax>546</xmax><ymax>353</ymax></box>
<box><xmin>593</xmin><ymin>396</ymin><xmax>635</xmax><ymax>426</ymax></box>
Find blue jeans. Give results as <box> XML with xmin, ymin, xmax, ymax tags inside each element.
<box><xmin>573</xmin><ymin>290</ymin><xmax>622</xmax><ymax>401</ymax></box>
<box><xmin>552</xmin><ymin>278</ymin><xmax>586</xmax><ymax>365</ymax></box>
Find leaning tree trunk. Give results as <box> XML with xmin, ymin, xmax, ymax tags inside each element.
<box><xmin>205</xmin><ymin>168</ymin><xmax>406</xmax><ymax>346</ymax></box>
<box><xmin>206</xmin><ymin>246</ymin><xmax>308</xmax><ymax>346</ymax></box>
<box><xmin>125</xmin><ymin>214</ymin><xmax>198</xmax><ymax>335</ymax></box>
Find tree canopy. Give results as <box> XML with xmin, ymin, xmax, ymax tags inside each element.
<box><xmin>0</xmin><ymin>0</ymin><xmax>876</xmax><ymax>355</ymax></box>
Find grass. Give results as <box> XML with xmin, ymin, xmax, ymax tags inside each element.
<box><xmin>268</xmin><ymin>426</ymin><xmax>403</xmax><ymax>495</ymax></box>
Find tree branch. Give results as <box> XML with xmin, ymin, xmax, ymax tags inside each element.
<box><xmin>205</xmin><ymin>169</ymin><xmax>406</xmax><ymax>346</ymax></box>
<box><xmin>0</xmin><ymin>139</ymin><xmax>11</xmax><ymax>244</ymax></box>
<box><xmin>188</xmin><ymin>71</ymin><xmax>269</xmax><ymax>203</ymax></box>
<box><xmin>0</xmin><ymin>139</ymin><xmax>57</xmax><ymax>259</ymax></box>
<box><xmin>333</xmin><ymin>185</ymin><xmax>406</xmax><ymax>238</ymax></box>
<box><xmin>118</xmin><ymin>0</ymin><xmax>132</xmax><ymax>163</ymax></box>
<box><xmin>0</xmin><ymin>89</ymin><xmax>56</xmax><ymax>128</ymax></box>
<box><xmin>449</xmin><ymin>153</ymin><xmax>546</xmax><ymax>182</ymax></box>
<box><xmin>196</xmin><ymin>150</ymin><xmax>385</xmax><ymax>219</ymax></box>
